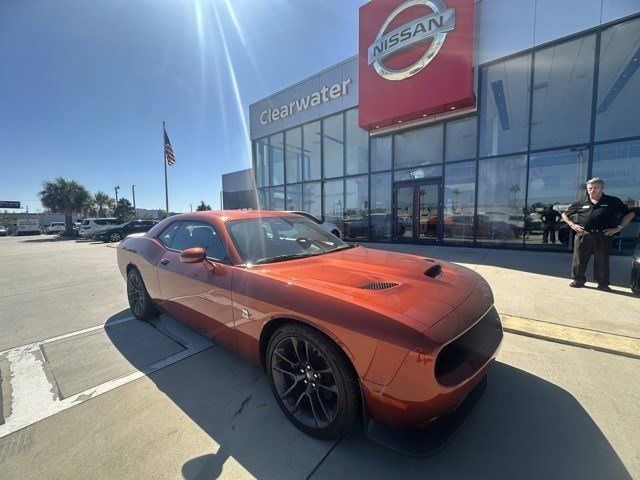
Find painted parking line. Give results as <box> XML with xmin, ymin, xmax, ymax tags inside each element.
<box><xmin>0</xmin><ymin>316</ymin><xmax>214</xmax><ymax>439</ymax></box>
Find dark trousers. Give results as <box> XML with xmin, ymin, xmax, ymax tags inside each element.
<box><xmin>572</xmin><ymin>231</ymin><xmax>613</xmax><ymax>285</ymax></box>
<box><xmin>542</xmin><ymin>225</ymin><xmax>556</xmax><ymax>243</ymax></box>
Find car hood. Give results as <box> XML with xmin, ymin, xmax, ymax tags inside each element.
<box><xmin>260</xmin><ymin>246</ymin><xmax>482</xmax><ymax>329</ymax></box>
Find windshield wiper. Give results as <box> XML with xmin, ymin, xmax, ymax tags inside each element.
<box><xmin>254</xmin><ymin>253</ymin><xmax>311</xmax><ymax>264</ymax></box>
<box><xmin>331</xmin><ymin>244</ymin><xmax>356</xmax><ymax>252</ymax></box>
<box><xmin>254</xmin><ymin>244</ymin><xmax>356</xmax><ymax>264</ymax></box>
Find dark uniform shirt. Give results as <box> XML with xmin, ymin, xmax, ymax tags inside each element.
<box><xmin>564</xmin><ymin>194</ymin><xmax>631</xmax><ymax>230</ymax></box>
<box><xmin>539</xmin><ymin>208</ymin><xmax>560</xmax><ymax>226</ymax></box>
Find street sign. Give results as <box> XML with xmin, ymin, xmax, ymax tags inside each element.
<box><xmin>0</xmin><ymin>201</ymin><xmax>21</xmax><ymax>209</ymax></box>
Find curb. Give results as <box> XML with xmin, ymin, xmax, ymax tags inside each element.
<box><xmin>500</xmin><ymin>314</ymin><xmax>640</xmax><ymax>360</ymax></box>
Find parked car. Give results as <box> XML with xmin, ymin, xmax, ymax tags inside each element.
<box><xmin>117</xmin><ymin>210</ymin><xmax>502</xmax><ymax>455</ymax></box>
<box><xmin>15</xmin><ymin>218</ymin><xmax>41</xmax><ymax>235</ymax></box>
<box><xmin>93</xmin><ymin>220</ymin><xmax>157</xmax><ymax>242</ymax></box>
<box><xmin>287</xmin><ymin>211</ymin><xmax>344</xmax><ymax>238</ymax></box>
<box><xmin>79</xmin><ymin>217</ymin><xmax>118</xmax><ymax>238</ymax></box>
<box><xmin>45</xmin><ymin>222</ymin><xmax>66</xmax><ymax>234</ymax></box>
<box><xmin>0</xmin><ymin>226</ymin><xmax>8</xmax><ymax>236</ymax></box>
<box><xmin>631</xmin><ymin>239</ymin><xmax>640</xmax><ymax>297</ymax></box>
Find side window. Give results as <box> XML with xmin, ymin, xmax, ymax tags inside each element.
<box><xmin>158</xmin><ymin>222</ymin><xmax>180</xmax><ymax>247</ymax></box>
<box><xmin>171</xmin><ymin>222</ymin><xmax>228</xmax><ymax>261</ymax></box>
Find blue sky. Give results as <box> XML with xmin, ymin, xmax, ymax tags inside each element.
<box><xmin>0</xmin><ymin>0</ymin><xmax>366</xmax><ymax>213</ymax></box>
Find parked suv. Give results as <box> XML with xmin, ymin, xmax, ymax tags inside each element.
<box><xmin>79</xmin><ymin>218</ymin><xmax>118</xmax><ymax>238</ymax></box>
<box><xmin>93</xmin><ymin>220</ymin><xmax>157</xmax><ymax>242</ymax></box>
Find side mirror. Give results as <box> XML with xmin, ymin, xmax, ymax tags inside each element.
<box><xmin>180</xmin><ymin>246</ymin><xmax>206</xmax><ymax>264</ymax></box>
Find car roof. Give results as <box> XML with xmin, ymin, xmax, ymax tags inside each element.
<box><xmin>163</xmin><ymin>210</ymin><xmax>305</xmax><ymax>222</ymax></box>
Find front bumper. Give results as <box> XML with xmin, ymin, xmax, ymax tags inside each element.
<box><xmin>364</xmin><ymin>374</ymin><xmax>488</xmax><ymax>457</ymax></box>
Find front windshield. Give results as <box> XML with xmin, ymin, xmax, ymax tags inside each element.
<box><xmin>227</xmin><ymin>215</ymin><xmax>351</xmax><ymax>264</ymax></box>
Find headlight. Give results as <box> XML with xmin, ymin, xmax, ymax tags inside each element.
<box><xmin>635</xmin><ymin>257</ymin><xmax>640</xmax><ymax>263</ymax></box>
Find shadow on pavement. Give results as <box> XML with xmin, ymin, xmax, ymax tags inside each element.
<box><xmin>19</xmin><ymin>236</ymin><xmax>78</xmax><ymax>243</ymax></box>
<box><xmin>368</xmin><ymin>243</ymin><xmax>633</xmax><ymax>288</ymax></box>
<box><xmin>311</xmin><ymin>361</ymin><xmax>633</xmax><ymax>480</ymax></box>
<box><xmin>105</xmin><ymin>315</ymin><xmax>632</xmax><ymax>480</ymax></box>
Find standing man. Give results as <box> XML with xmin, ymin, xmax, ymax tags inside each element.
<box><xmin>562</xmin><ymin>178</ymin><xmax>635</xmax><ymax>290</ymax></box>
<box><xmin>540</xmin><ymin>204</ymin><xmax>561</xmax><ymax>244</ymax></box>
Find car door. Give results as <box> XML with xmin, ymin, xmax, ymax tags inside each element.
<box><xmin>155</xmin><ymin>220</ymin><xmax>236</xmax><ymax>351</ymax></box>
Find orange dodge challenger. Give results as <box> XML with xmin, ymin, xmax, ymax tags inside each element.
<box><xmin>117</xmin><ymin>210</ymin><xmax>502</xmax><ymax>456</ymax></box>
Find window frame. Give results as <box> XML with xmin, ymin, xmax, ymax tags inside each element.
<box><xmin>158</xmin><ymin>220</ymin><xmax>232</xmax><ymax>264</ymax></box>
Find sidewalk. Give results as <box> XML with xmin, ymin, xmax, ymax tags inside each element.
<box><xmin>366</xmin><ymin>243</ymin><xmax>640</xmax><ymax>340</ymax></box>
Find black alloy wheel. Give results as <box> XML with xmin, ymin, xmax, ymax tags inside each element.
<box><xmin>266</xmin><ymin>324</ymin><xmax>360</xmax><ymax>440</ymax></box>
<box><xmin>126</xmin><ymin>269</ymin><xmax>160</xmax><ymax>320</ymax></box>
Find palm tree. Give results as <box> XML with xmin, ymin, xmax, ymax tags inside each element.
<box><xmin>113</xmin><ymin>198</ymin><xmax>135</xmax><ymax>222</ymax></box>
<box><xmin>39</xmin><ymin>178</ymin><xmax>92</xmax><ymax>235</ymax></box>
<box><xmin>94</xmin><ymin>191</ymin><xmax>115</xmax><ymax>217</ymax></box>
<box><xmin>196</xmin><ymin>201</ymin><xmax>212</xmax><ymax>211</ymax></box>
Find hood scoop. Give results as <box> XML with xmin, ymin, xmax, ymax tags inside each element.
<box><xmin>360</xmin><ymin>282</ymin><xmax>399</xmax><ymax>291</ymax></box>
<box><xmin>424</xmin><ymin>264</ymin><xmax>443</xmax><ymax>278</ymax></box>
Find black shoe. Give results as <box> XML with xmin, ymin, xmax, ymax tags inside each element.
<box><xmin>569</xmin><ymin>281</ymin><xmax>585</xmax><ymax>288</ymax></box>
<box><xmin>597</xmin><ymin>284</ymin><xmax>612</xmax><ymax>291</ymax></box>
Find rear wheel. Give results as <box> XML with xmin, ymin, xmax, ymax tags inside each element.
<box><xmin>266</xmin><ymin>324</ymin><xmax>360</xmax><ymax>440</ymax></box>
<box><xmin>127</xmin><ymin>268</ymin><xmax>160</xmax><ymax>320</ymax></box>
<box><xmin>110</xmin><ymin>232</ymin><xmax>122</xmax><ymax>242</ymax></box>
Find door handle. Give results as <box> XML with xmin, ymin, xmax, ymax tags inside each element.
<box><xmin>160</xmin><ymin>258</ymin><xmax>169</xmax><ymax>266</ymax></box>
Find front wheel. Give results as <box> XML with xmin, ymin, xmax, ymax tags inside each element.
<box><xmin>127</xmin><ymin>268</ymin><xmax>160</xmax><ymax>320</ymax></box>
<box><xmin>266</xmin><ymin>324</ymin><xmax>360</xmax><ymax>440</ymax></box>
<box><xmin>632</xmin><ymin>270</ymin><xmax>640</xmax><ymax>296</ymax></box>
<box><xmin>110</xmin><ymin>233</ymin><xmax>122</xmax><ymax>242</ymax></box>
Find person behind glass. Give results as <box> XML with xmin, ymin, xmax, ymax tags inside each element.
<box><xmin>561</xmin><ymin>178</ymin><xmax>635</xmax><ymax>291</ymax></box>
<box><xmin>540</xmin><ymin>204</ymin><xmax>560</xmax><ymax>244</ymax></box>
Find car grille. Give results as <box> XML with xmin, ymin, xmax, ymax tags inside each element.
<box><xmin>434</xmin><ymin>307</ymin><xmax>503</xmax><ymax>387</ymax></box>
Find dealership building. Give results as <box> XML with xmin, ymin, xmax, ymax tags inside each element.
<box><xmin>247</xmin><ymin>0</ymin><xmax>640</xmax><ymax>253</ymax></box>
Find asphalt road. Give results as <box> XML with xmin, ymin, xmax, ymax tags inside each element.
<box><xmin>0</xmin><ymin>235</ymin><xmax>638</xmax><ymax>479</ymax></box>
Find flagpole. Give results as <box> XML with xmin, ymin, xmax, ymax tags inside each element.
<box><xmin>163</xmin><ymin>121</ymin><xmax>169</xmax><ymax>216</ymax></box>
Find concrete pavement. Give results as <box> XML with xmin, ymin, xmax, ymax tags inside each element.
<box><xmin>0</xmin><ymin>333</ymin><xmax>637</xmax><ymax>479</ymax></box>
<box><xmin>0</xmin><ymin>235</ymin><xmax>129</xmax><ymax>351</ymax></box>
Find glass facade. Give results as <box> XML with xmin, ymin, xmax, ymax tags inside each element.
<box><xmin>253</xmin><ymin>15</ymin><xmax>640</xmax><ymax>253</ymax></box>
<box><xmin>323</xmin><ymin>114</ymin><xmax>344</xmax><ymax>178</ymax></box>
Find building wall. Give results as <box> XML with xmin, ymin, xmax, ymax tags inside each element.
<box><xmin>476</xmin><ymin>0</ymin><xmax>640</xmax><ymax>64</ymax></box>
<box><xmin>250</xmin><ymin>0</ymin><xmax>640</xmax><ymax>140</ymax></box>
<box><xmin>248</xmin><ymin>5</ymin><xmax>640</xmax><ymax>253</ymax></box>
<box><xmin>222</xmin><ymin>168</ymin><xmax>258</xmax><ymax>209</ymax></box>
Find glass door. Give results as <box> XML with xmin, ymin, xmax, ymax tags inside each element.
<box><xmin>393</xmin><ymin>179</ymin><xmax>443</xmax><ymax>243</ymax></box>
<box><xmin>395</xmin><ymin>184</ymin><xmax>414</xmax><ymax>240</ymax></box>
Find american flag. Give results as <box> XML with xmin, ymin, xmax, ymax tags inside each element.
<box><xmin>163</xmin><ymin>123</ymin><xmax>175</xmax><ymax>166</ymax></box>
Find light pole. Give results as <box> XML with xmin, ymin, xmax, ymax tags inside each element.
<box><xmin>189</xmin><ymin>204</ymin><xmax>193</xmax><ymax>213</ymax></box>
<box><xmin>131</xmin><ymin>185</ymin><xmax>136</xmax><ymax>211</ymax></box>
<box><xmin>114</xmin><ymin>185</ymin><xmax>120</xmax><ymax>203</ymax></box>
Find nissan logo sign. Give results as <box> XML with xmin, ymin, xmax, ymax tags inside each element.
<box><xmin>367</xmin><ymin>0</ymin><xmax>455</xmax><ymax>81</ymax></box>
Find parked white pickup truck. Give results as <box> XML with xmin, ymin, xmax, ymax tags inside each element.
<box><xmin>16</xmin><ymin>218</ymin><xmax>41</xmax><ymax>235</ymax></box>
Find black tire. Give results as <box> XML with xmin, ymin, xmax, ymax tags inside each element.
<box><xmin>632</xmin><ymin>272</ymin><xmax>640</xmax><ymax>297</ymax></box>
<box><xmin>331</xmin><ymin>229</ymin><xmax>340</xmax><ymax>239</ymax></box>
<box><xmin>127</xmin><ymin>268</ymin><xmax>160</xmax><ymax>320</ymax></box>
<box><xmin>266</xmin><ymin>323</ymin><xmax>360</xmax><ymax>440</ymax></box>
<box><xmin>110</xmin><ymin>233</ymin><xmax>122</xmax><ymax>242</ymax></box>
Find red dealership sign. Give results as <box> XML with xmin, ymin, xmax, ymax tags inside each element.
<box><xmin>358</xmin><ymin>0</ymin><xmax>475</xmax><ymax>130</ymax></box>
